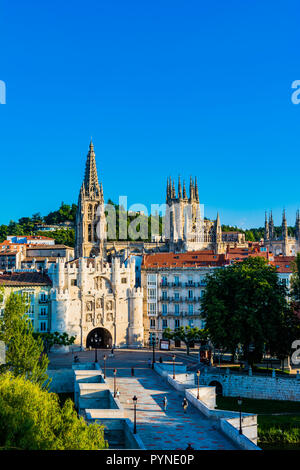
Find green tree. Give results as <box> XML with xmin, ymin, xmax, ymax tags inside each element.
<box><xmin>291</xmin><ymin>253</ymin><xmax>300</xmax><ymax>303</ymax></box>
<box><xmin>163</xmin><ymin>325</ymin><xmax>208</xmax><ymax>355</ymax></box>
<box><xmin>201</xmin><ymin>257</ymin><xmax>296</xmax><ymax>365</ymax></box>
<box><xmin>0</xmin><ymin>372</ymin><xmax>107</xmax><ymax>450</ymax></box>
<box><xmin>33</xmin><ymin>331</ymin><xmax>76</xmax><ymax>354</ymax></box>
<box><xmin>0</xmin><ymin>291</ymin><xmax>50</xmax><ymax>388</ymax></box>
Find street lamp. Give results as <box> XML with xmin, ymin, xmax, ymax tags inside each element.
<box><xmin>149</xmin><ymin>334</ymin><xmax>156</xmax><ymax>369</ymax></box>
<box><xmin>196</xmin><ymin>370</ymin><xmax>200</xmax><ymax>399</ymax></box>
<box><xmin>103</xmin><ymin>354</ymin><xmax>107</xmax><ymax>379</ymax></box>
<box><xmin>237</xmin><ymin>396</ymin><xmax>243</xmax><ymax>434</ymax></box>
<box><xmin>113</xmin><ymin>368</ymin><xmax>117</xmax><ymax>397</ymax></box>
<box><xmin>94</xmin><ymin>332</ymin><xmax>99</xmax><ymax>363</ymax></box>
<box><xmin>172</xmin><ymin>354</ymin><xmax>176</xmax><ymax>379</ymax></box>
<box><xmin>132</xmin><ymin>395</ymin><xmax>138</xmax><ymax>434</ymax></box>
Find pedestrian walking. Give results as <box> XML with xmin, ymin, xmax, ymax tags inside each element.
<box><xmin>148</xmin><ymin>358</ymin><xmax>151</xmax><ymax>368</ymax></box>
<box><xmin>163</xmin><ymin>396</ymin><xmax>168</xmax><ymax>411</ymax></box>
<box><xmin>186</xmin><ymin>443</ymin><xmax>194</xmax><ymax>450</ymax></box>
<box><xmin>182</xmin><ymin>397</ymin><xmax>188</xmax><ymax>414</ymax></box>
<box><xmin>159</xmin><ymin>356</ymin><xmax>163</xmax><ymax>363</ymax></box>
<box><xmin>116</xmin><ymin>388</ymin><xmax>120</xmax><ymax>399</ymax></box>
<box><xmin>131</xmin><ymin>367</ymin><xmax>134</xmax><ymax>376</ymax></box>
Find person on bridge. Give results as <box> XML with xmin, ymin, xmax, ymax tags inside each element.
<box><xmin>182</xmin><ymin>397</ymin><xmax>188</xmax><ymax>414</ymax></box>
<box><xmin>163</xmin><ymin>396</ymin><xmax>168</xmax><ymax>411</ymax></box>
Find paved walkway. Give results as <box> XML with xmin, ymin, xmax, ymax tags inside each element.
<box><xmin>101</xmin><ymin>352</ymin><xmax>237</xmax><ymax>450</ymax></box>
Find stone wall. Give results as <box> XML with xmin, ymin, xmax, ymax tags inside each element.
<box><xmin>199</xmin><ymin>371</ymin><xmax>300</xmax><ymax>401</ymax></box>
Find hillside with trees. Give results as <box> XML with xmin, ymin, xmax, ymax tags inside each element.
<box><xmin>0</xmin><ymin>202</ymin><xmax>296</xmax><ymax>247</ymax></box>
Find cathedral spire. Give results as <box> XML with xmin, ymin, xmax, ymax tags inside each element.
<box><xmin>178</xmin><ymin>176</ymin><xmax>182</xmax><ymax>199</ymax></box>
<box><xmin>282</xmin><ymin>209</ymin><xmax>288</xmax><ymax>239</ymax></box>
<box><xmin>264</xmin><ymin>211</ymin><xmax>269</xmax><ymax>241</ymax></box>
<box><xmin>195</xmin><ymin>177</ymin><xmax>199</xmax><ymax>202</ymax></box>
<box><xmin>172</xmin><ymin>179</ymin><xmax>176</xmax><ymax>199</ymax></box>
<box><xmin>215</xmin><ymin>212</ymin><xmax>222</xmax><ymax>243</ymax></box>
<box><xmin>269</xmin><ymin>210</ymin><xmax>274</xmax><ymax>239</ymax></box>
<box><xmin>189</xmin><ymin>176</ymin><xmax>194</xmax><ymax>201</ymax></box>
<box><xmin>83</xmin><ymin>139</ymin><xmax>100</xmax><ymax>198</ymax></box>
<box><xmin>183</xmin><ymin>180</ymin><xmax>187</xmax><ymax>199</ymax></box>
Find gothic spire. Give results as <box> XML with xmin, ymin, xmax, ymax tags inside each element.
<box><xmin>269</xmin><ymin>210</ymin><xmax>274</xmax><ymax>239</ymax></box>
<box><xmin>189</xmin><ymin>176</ymin><xmax>194</xmax><ymax>201</ymax></box>
<box><xmin>282</xmin><ymin>209</ymin><xmax>288</xmax><ymax>239</ymax></box>
<box><xmin>183</xmin><ymin>180</ymin><xmax>187</xmax><ymax>199</ymax></box>
<box><xmin>178</xmin><ymin>176</ymin><xmax>182</xmax><ymax>199</ymax></box>
<box><xmin>264</xmin><ymin>211</ymin><xmax>269</xmax><ymax>241</ymax></box>
<box><xmin>172</xmin><ymin>179</ymin><xmax>176</xmax><ymax>199</ymax></box>
<box><xmin>195</xmin><ymin>177</ymin><xmax>199</xmax><ymax>202</ymax></box>
<box><xmin>83</xmin><ymin>139</ymin><xmax>100</xmax><ymax>198</ymax></box>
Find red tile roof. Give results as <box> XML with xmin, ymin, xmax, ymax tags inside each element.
<box><xmin>142</xmin><ymin>251</ymin><xmax>226</xmax><ymax>268</ymax></box>
<box><xmin>0</xmin><ymin>272</ymin><xmax>52</xmax><ymax>286</ymax></box>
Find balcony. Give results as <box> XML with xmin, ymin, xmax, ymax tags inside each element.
<box><xmin>185</xmin><ymin>282</ymin><xmax>197</xmax><ymax>287</ymax></box>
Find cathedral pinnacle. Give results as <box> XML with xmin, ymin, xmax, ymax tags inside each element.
<box><xmin>83</xmin><ymin>140</ymin><xmax>100</xmax><ymax>198</ymax></box>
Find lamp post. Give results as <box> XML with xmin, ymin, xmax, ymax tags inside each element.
<box><xmin>113</xmin><ymin>368</ymin><xmax>117</xmax><ymax>397</ymax></box>
<box><xmin>172</xmin><ymin>354</ymin><xmax>176</xmax><ymax>379</ymax></box>
<box><xmin>149</xmin><ymin>333</ymin><xmax>156</xmax><ymax>369</ymax></box>
<box><xmin>237</xmin><ymin>396</ymin><xmax>243</xmax><ymax>434</ymax></box>
<box><xmin>132</xmin><ymin>395</ymin><xmax>138</xmax><ymax>434</ymax></box>
<box><xmin>94</xmin><ymin>332</ymin><xmax>100</xmax><ymax>363</ymax></box>
<box><xmin>196</xmin><ymin>370</ymin><xmax>200</xmax><ymax>399</ymax></box>
<box><xmin>103</xmin><ymin>354</ymin><xmax>107</xmax><ymax>379</ymax></box>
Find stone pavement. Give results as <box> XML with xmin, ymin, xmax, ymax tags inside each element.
<box><xmin>100</xmin><ymin>351</ymin><xmax>237</xmax><ymax>450</ymax></box>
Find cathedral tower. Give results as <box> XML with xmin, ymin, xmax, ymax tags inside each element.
<box><xmin>75</xmin><ymin>140</ymin><xmax>106</xmax><ymax>258</ymax></box>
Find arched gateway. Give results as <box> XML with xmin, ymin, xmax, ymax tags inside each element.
<box><xmin>86</xmin><ymin>327</ymin><xmax>112</xmax><ymax>349</ymax></box>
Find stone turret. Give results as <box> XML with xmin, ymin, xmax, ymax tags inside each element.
<box><xmin>128</xmin><ymin>287</ymin><xmax>144</xmax><ymax>347</ymax></box>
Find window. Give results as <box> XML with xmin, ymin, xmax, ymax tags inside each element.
<box><xmin>150</xmin><ymin>319</ymin><xmax>156</xmax><ymax>329</ymax></box>
<box><xmin>161</xmin><ymin>276</ymin><xmax>167</xmax><ymax>286</ymax></box>
<box><xmin>88</xmin><ymin>224</ymin><xmax>92</xmax><ymax>242</ymax></box>
<box><xmin>174</xmin><ymin>292</ymin><xmax>179</xmax><ymax>300</ymax></box>
<box><xmin>121</xmin><ymin>277</ymin><xmax>127</xmax><ymax>284</ymax></box>
<box><xmin>40</xmin><ymin>307</ymin><xmax>48</xmax><ymax>316</ymax></box>
<box><xmin>39</xmin><ymin>321</ymin><xmax>47</xmax><ymax>332</ymax></box>
<box><xmin>175</xmin><ymin>319</ymin><xmax>180</xmax><ymax>328</ymax></box>
<box><xmin>174</xmin><ymin>304</ymin><xmax>179</xmax><ymax>314</ymax></box>
<box><xmin>162</xmin><ymin>291</ymin><xmax>167</xmax><ymax>300</ymax></box>
<box><xmin>148</xmin><ymin>288</ymin><xmax>156</xmax><ymax>299</ymax></box>
<box><xmin>188</xmin><ymin>290</ymin><xmax>193</xmax><ymax>299</ymax></box>
<box><xmin>188</xmin><ymin>276</ymin><xmax>193</xmax><ymax>286</ymax></box>
<box><xmin>174</xmin><ymin>276</ymin><xmax>179</xmax><ymax>286</ymax></box>
<box><xmin>148</xmin><ymin>303</ymin><xmax>157</xmax><ymax>316</ymax></box>
<box><xmin>148</xmin><ymin>274</ymin><xmax>157</xmax><ymax>286</ymax></box>
<box><xmin>188</xmin><ymin>304</ymin><xmax>194</xmax><ymax>314</ymax></box>
<box><xmin>162</xmin><ymin>304</ymin><xmax>168</xmax><ymax>314</ymax></box>
<box><xmin>40</xmin><ymin>292</ymin><xmax>47</xmax><ymax>302</ymax></box>
<box><xmin>200</xmin><ymin>290</ymin><xmax>204</xmax><ymax>298</ymax></box>
<box><xmin>162</xmin><ymin>319</ymin><xmax>168</xmax><ymax>329</ymax></box>
<box><xmin>71</xmin><ymin>279</ymin><xmax>77</xmax><ymax>286</ymax></box>
<box><xmin>88</xmin><ymin>204</ymin><xmax>93</xmax><ymax>220</ymax></box>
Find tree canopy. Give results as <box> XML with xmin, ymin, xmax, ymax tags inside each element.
<box><xmin>0</xmin><ymin>291</ymin><xmax>50</xmax><ymax>388</ymax></box>
<box><xmin>163</xmin><ymin>325</ymin><xmax>208</xmax><ymax>355</ymax></box>
<box><xmin>0</xmin><ymin>372</ymin><xmax>107</xmax><ymax>450</ymax></box>
<box><xmin>201</xmin><ymin>257</ymin><xmax>300</xmax><ymax>365</ymax></box>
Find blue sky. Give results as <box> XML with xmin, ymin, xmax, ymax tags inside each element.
<box><xmin>0</xmin><ymin>0</ymin><xmax>299</xmax><ymax>229</ymax></box>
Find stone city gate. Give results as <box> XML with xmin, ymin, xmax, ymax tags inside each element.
<box><xmin>86</xmin><ymin>327</ymin><xmax>113</xmax><ymax>349</ymax></box>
